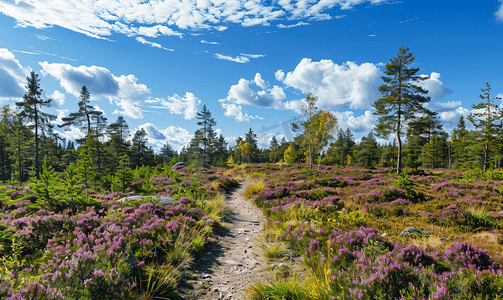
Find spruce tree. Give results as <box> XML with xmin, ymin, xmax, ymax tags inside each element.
<box><xmin>467</xmin><ymin>82</ymin><xmax>502</xmax><ymax>171</ymax></box>
<box><xmin>10</xmin><ymin>117</ymin><xmax>32</xmax><ymax>183</ymax></box>
<box><xmin>373</xmin><ymin>46</ymin><xmax>431</xmax><ymax>175</ymax></box>
<box><xmin>193</xmin><ymin>105</ymin><xmax>217</xmax><ymax>165</ymax></box>
<box><xmin>245</xmin><ymin>128</ymin><xmax>259</xmax><ymax>163</ymax></box>
<box><xmin>16</xmin><ymin>71</ymin><xmax>56</xmax><ymax>177</ymax></box>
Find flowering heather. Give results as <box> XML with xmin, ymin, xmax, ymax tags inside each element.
<box><xmin>444</xmin><ymin>242</ymin><xmax>499</xmax><ymax>271</ymax></box>
<box><xmin>442</xmin><ymin>204</ymin><xmax>465</xmax><ymax>221</ymax></box>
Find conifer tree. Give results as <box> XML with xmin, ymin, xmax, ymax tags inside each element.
<box><xmin>192</xmin><ymin>105</ymin><xmax>217</xmax><ymax>165</ymax></box>
<box><xmin>10</xmin><ymin>117</ymin><xmax>32</xmax><ymax>183</ymax></box>
<box><xmin>373</xmin><ymin>46</ymin><xmax>431</xmax><ymax>174</ymax></box>
<box><xmin>467</xmin><ymin>82</ymin><xmax>502</xmax><ymax>171</ymax></box>
<box><xmin>0</xmin><ymin>106</ymin><xmax>14</xmax><ymax>180</ymax></box>
<box><xmin>59</xmin><ymin>85</ymin><xmax>105</xmax><ymax>144</ymax></box>
<box><xmin>16</xmin><ymin>71</ymin><xmax>56</xmax><ymax>177</ymax></box>
<box><xmin>112</xmin><ymin>154</ymin><xmax>134</xmax><ymax>193</ymax></box>
<box><xmin>269</xmin><ymin>136</ymin><xmax>280</xmax><ymax>163</ymax></box>
<box><xmin>245</xmin><ymin>128</ymin><xmax>259</xmax><ymax>163</ymax></box>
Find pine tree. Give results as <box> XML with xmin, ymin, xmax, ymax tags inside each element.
<box><xmin>245</xmin><ymin>128</ymin><xmax>259</xmax><ymax>163</ymax></box>
<box><xmin>269</xmin><ymin>136</ymin><xmax>280</xmax><ymax>163</ymax></box>
<box><xmin>355</xmin><ymin>131</ymin><xmax>380</xmax><ymax>167</ymax></box>
<box><xmin>213</xmin><ymin>134</ymin><xmax>228</xmax><ymax>165</ymax></box>
<box><xmin>16</xmin><ymin>71</ymin><xmax>56</xmax><ymax>177</ymax></box>
<box><xmin>160</xmin><ymin>142</ymin><xmax>176</xmax><ymax>164</ymax></box>
<box><xmin>0</xmin><ymin>106</ymin><xmax>14</xmax><ymax>180</ymax></box>
<box><xmin>107</xmin><ymin>116</ymin><xmax>130</xmax><ymax>169</ymax></box>
<box><xmin>131</xmin><ymin>128</ymin><xmax>151</xmax><ymax>168</ymax></box>
<box><xmin>194</xmin><ymin>105</ymin><xmax>217</xmax><ymax>165</ymax></box>
<box><xmin>112</xmin><ymin>154</ymin><xmax>134</xmax><ymax>193</ymax></box>
<box><xmin>59</xmin><ymin>85</ymin><xmax>105</xmax><ymax>144</ymax></box>
<box><xmin>467</xmin><ymin>82</ymin><xmax>502</xmax><ymax>171</ymax></box>
<box><xmin>9</xmin><ymin>117</ymin><xmax>32</xmax><ymax>183</ymax></box>
<box><xmin>373</xmin><ymin>46</ymin><xmax>431</xmax><ymax>175</ymax></box>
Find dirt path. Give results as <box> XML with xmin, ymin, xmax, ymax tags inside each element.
<box><xmin>179</xmin><ymin>180</ymin><xmax>267</xmax><ymax>300</ymax></box>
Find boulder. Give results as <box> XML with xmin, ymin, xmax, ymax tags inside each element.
<box><xmin>171</xmin><ymin>162</ymin><xmax>185</xmax><ymax>169</ymax></box>
<box><xmin>117</xmin><ymin>196</ymin><xmax>176</xmax><ymax>206</ymax></box>
<box><xmin>399</xmin><ymin>227</ymin><xmax>431</xmax><ymax>237</ymax></box>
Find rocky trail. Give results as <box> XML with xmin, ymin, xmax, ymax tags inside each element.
<box><xmin>177</xmin><ymin>180</ymin><xmax>267</xmax><ymax>300</ymax></box>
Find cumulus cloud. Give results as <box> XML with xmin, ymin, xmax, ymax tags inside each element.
<box><xmin>219</xmin><ymin>76</ymin><xmax>286</xmax><ymax>110</ymax></box>
<box><xmin>280</xmin><ymin>58</ymin><xmax>381</xmax><ymax>109</ymax></box>
<box><xmin>254</xmin><ymin>73</ymin><xmax>270</xmax><ymax>89</ymax></box>
<box><xmin>275</xmin><ymin>70</ymin><xmax>285</xmax><ymax>81</ymax></box>
<box><xmin>0</xmin><ymin>48</ymin><xmax>30</xmax><ymax>100</ymax></box>
<box><xmin>148</xmin><ymin>92</ymin><xmax>201</xmax><ymax>120</ymax></box>
<box><xmin>137</xmin><ymin>122</ymin><xmax>192</xmax><ymax>152</ymax></box>
<box><xmin>333</xmin><ymin>110</ymin><xmax>376</xmax><ymax>133</ymax></box>
<box><xmin>416</xmin><ymin>72</ymin><xmax>452</xmax><ymax>100</ymax></box>
<box><xmin>40</xmin><ymin>61</ymin><xmax>151</xmax><ymax>119</ymax></box>
<box><xmin>49</xmin><ymin>90</ymin><xmax>66</xmax><ymax>108</ymax></box>
<box><xmin>135</xmin><ymin>37</ymin><xmax>174</xmax><ymax>51</ymax></box>
<box><xmin>221</xmin><ymin>103</ymin><xmax>263</xmax><ymax>122</ymax></box>
<box><xmin>0</xmin><ymin>0</ymin><xmax>388</xmax><ymax>40</ymax></box>
<box><xmin>257</xmin><ymin>132</ymin><xmax>286</xmax><ymax>149</ymax></box>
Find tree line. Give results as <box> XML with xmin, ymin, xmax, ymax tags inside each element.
<box><xmin>1</xmin><ymin>46</ymin><xmax>502</xmax><ymax>184</ymax></box>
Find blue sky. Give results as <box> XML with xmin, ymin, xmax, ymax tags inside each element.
<box><xmin>1</xmin><ymin>0</ymin><xmax>503</xmax><ymax>151</ymax></box>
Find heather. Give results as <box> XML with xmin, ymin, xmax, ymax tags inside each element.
<box><xmin>245</xmin><ymin>164</ymin><xmax>503</xmax><ymax>299</ymax></box>
<box><xmin>0</xmin><ymin>162</ymin><xmax>238</xmax><ymax>299</ymax></box>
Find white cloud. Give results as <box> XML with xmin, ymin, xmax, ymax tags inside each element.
<box><xmin>333</xmin><ymin>110</ymin><xmax>376</xmax><ymax>133</ymax></box>
<box><xmin>40</xmin><ymin>61</ymin><xmax>151</xmax><ymax>119</ymax></box>
<box><xmin>136</xmin><ymin>37</ymin><xmax>174</xmax><ymax>51</ymax></box>
<box><xmin>201</xmin><ymin>40</ymin><xmax>219</xmax><ymax>45</ymax></box>
<box><xmin>284</xmin><ymin>99</ymin><xmax>304</xmax><ymax>113</ymax></box>
<box><xmin>275</xmin><ymin>70</ymin><xmax>285</xmax><ymax>81</ymax></box>
<box><xmin>496</xmin><ymin>0</ymin><xmax>503</xmax><ymax>21</ymax></box>
<box><xmin>257</xmin><ymin>132</ymin><xmax>286</xmax><ymax>149</ymax></box>
<box><xmin>32</xmin><ymin>34</ymin><xmax>61</xmax><ymax>41</ymax></box>
<box><xmin>221</xmin><ymin>103</ymin><xmax>263</xmax><ymax>122</ymax></box>
<box><xmin>54</xmin><ymin>126</ymin><xmax>83</xmax><ymax>142</ymax></box>
<box><xmin>416</xmin><ymin>72</ymin><xmax>452</xmax><ymax>100</ymax></box>
<box><xmin>150</xmin><ymin>92</ymin><xmax>201</xmax><ymax>120</ymax></box>
<box><xmin>280</xmin><ymin>58</ymin><xmax>381</xmax><ymax>109</ymax></box>
<box><xmin>277</xmin><ymin>21</ymin><xmax>310</xmax><ymax>28</ymax></box>
<box><xmin>0</xmin><ymin>0</ymin><xmax>386</xmax><ymax>39</ymax></box>
<box><xmin>49</xmin><ymin>90</ymin><xmax>66</xmax><ymax>107</ymax></box>
<box><xmin>254</xmin><ymin>73</ymin><xmax>270</xmax><ymax>89</ymax></box>
<box><xmin>220</xmin><ymin>76</ymin><xmax>286</xmax><ymax>109</ymax></box>
<box><xmin>241</xmin><ymin>53</ymin><xmax>266</xmax><ymax>59</ymax></box>
<box><xmin>0</xmin><ymin>48</ymin><xmax>31</xmax><ymax>100</ymax></box>
<box><xmin>52</xmin><ymin>109</ymin><xmax>69</xmax><ymax>126</ymax></box>
<box><xmin>137</xmin><ymin>122</ymin><xmax>192</xmax><ymax>152</ymax></box>
<box><xmin>214</xmin><ymin>53</ymin><xmax>249</xmax><ymax>63</ymax></box>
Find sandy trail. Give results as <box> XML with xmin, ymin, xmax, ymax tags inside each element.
<box><xmin>180</xmin><ymin>180</ymin><xmax>266</xmax><ymax>300</ymax></box>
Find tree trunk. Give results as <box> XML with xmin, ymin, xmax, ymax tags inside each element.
<box><xmin>483</xmin><ymin>144</ymin><xmax>488</xmax><ymax>172</ymax></box>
